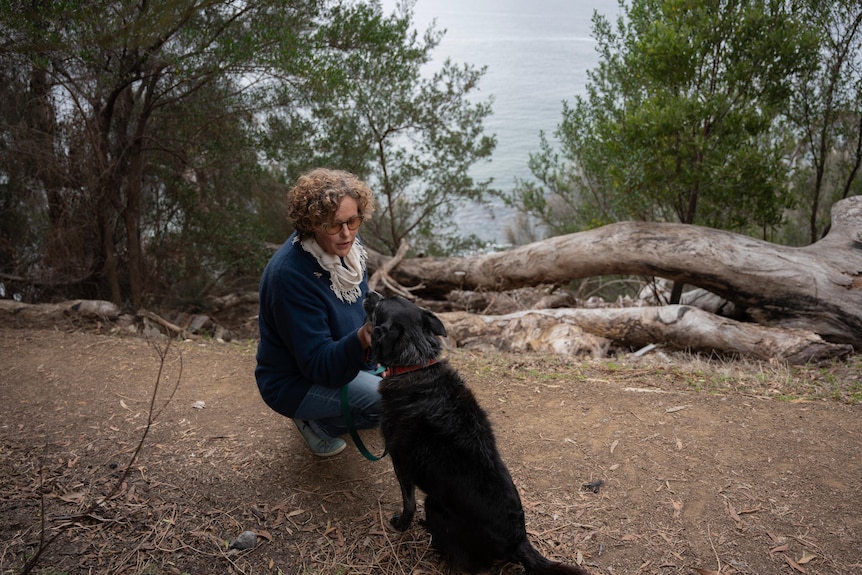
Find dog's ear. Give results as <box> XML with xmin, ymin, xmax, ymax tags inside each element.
<box><xmin>363</xmin><ymin>291</ymin><xmax>382</xmax><ymax>317</ymax></box>
<box><xmin>422</xmin><ymin>309</ymin><xmax>447</xmax><ymax>337</ymax></box>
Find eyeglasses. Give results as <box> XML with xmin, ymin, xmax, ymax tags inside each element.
<box><xmin>321</xmin><ymin>215</ymin><xmax>363</xmax><ymax>235</ymax></box>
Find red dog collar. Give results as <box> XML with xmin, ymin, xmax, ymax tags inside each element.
<box><xmin>382</xmin><ymin>358</ymin><xmax>438</xmax><ymax>378</ymax></box>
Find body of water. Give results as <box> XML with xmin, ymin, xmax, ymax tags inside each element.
<box><xmin>379</xmin><ymin>0</ymin><xmax>622</xmax><ymax>245</ymax></box>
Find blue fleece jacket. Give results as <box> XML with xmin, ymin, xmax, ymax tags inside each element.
<box><xmin>255</xmin><ymin>232</ymin><xmax>370</xmax><ymax>417</ymax></box>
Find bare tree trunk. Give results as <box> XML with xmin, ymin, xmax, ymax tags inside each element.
<box><xmin>370</xmin><ymin>197</ymin><xmax>862</xmax><ymax>349</ymax></box>
<box><xmin>93</xmin><ymin>87</ymin><xmax>125</xmax><ymax>305</ymax></box>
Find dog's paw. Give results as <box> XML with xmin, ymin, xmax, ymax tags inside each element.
<box><xmin>390</xmin><ymin>513</ymin><xmax>412</xmax><ymax>531</ymax></box>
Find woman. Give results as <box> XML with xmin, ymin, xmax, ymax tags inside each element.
<box><xmin>255</xmin><ymin>168</ymin><xmax>379</xmax><ymax>457</ymax></box>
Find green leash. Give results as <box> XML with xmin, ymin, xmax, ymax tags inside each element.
<box><xmin>340</xmin><ymin>382</ymin><xmax>387</xmax><ymax>461</ymax></box>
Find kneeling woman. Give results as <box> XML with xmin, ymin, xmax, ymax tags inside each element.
<box><xmin>255</xmin><ymin>168</ymin><xmax>380</xmax><ymax>457</ymax></box>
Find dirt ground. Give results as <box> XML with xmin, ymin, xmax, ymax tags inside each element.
<box><xmin>1</xmin><ymin>323</ymin><xmax>861</xmax><ymax>575</ymax></box>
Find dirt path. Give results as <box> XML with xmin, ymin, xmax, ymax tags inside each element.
<box><xmin>1</xmin><ymin>326</ymin><xmax>861</xmax><ymax>575</ymax></box>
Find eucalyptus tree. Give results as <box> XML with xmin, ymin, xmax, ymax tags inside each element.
<box><xmin>1</xmin><ymin>0</ymin><xmax>326</xmax><ymax>306</ymax></box>
<box><xmin>785</xmin><ymin>0</ymin><xmax>862</xmax><ymax>245</ymax></box>
<box><xmin>509</xmin><ymin>0</ymin><xmax>819</xmax><ymax>241</ymax></box>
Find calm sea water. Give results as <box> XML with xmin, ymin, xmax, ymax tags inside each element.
<box><xmin>379</xmin><ymin>0</ymin><xmax>622</xmax><ymax>245</ymax></box>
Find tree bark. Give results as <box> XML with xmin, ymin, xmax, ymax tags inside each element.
<box><xmin>371</xmin><ymin>196</ymin><xmax>862</xmax><ymax>349</ymax></box>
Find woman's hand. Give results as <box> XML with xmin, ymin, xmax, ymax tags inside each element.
<box><xmin>358</xmin><ymin>321</ymin><xmax>373</xmax><ymax>350</ymax></box>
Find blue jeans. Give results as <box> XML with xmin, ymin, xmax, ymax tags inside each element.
<box><xmin>293</xmin><ymin>370</ymin><xmax>381</xmax><ymax>439</ymax></box>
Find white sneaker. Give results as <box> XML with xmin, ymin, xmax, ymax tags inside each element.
<box><xmin>292</xmin><ymin>419</ymin><xmax>346</xmax><ymax>457</ymax></box>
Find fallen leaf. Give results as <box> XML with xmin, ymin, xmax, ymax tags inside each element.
<box><xmin>797</xmin><ymin>553</ymin><xmax>817</xmax><ymax>565</ymax></box>
<box><xmin>724</xmin><ymin>498</ymin><xmax>744</xmax><ymax>527</ymax></box>
<box><xmin>665</xmin><ymin>404</ymin><xmax>690</xmax><ymax>413</ymax></box>
<box><xmin>256</xmin><ymin>529</ymin><xmax>273</xmax><ymax>542</ymax></box>
<box><xmin>770</xmin><ymin>544</ymin><xmax>791</xmax><ymax>555</ymax></box>
<box><xmin>59</xmin><ymin>491</ymin><xmax>86</xmax><ymax>504</ymax></box>
<box><xmin>784</xmin><ymin>555</ymin><xmax>806</xmax><ymax>573</ymax></box>
<box><xmin>692</xmin><ymin>568</ymin><xmax>720</xmax><ymax>575</ymax></box>
<box><xmin>610</xmin><ymin>439</ymin><xmax>619</xmax><ymax>454</ymax></box>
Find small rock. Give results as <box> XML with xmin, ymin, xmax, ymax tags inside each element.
<box><xmin>229</xmin><ymin>530</ymin><xmax>257</xmax><ymax>550</ymax></box>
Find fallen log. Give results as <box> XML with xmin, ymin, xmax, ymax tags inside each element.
<box><xmin>371</xmin><ymin>197</ymin><xmax>862</xmax><ymax>349</ymax></box>
<box><xmin>440</xmin><ymin>306</ymin><xmax>854</xmax><ymax>365</ymax></box>
<box><xmin>0</xmin><ymin>299</ymin><xmax>121</xmax><ymax>322</ymax></box>
<box><xmin>207</xmin><ymin>292</ymin><xmax>259</xmax><ymax>313</ymax></box>
<box><xmin>137</xmin><ymin>309</ymin><xmax>197</xmax><ymax>339</ymax></box>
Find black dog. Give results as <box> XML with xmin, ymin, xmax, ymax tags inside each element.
<box><xmin>364</xmin><ymin>292</ymin><xmax>589</xmax><ymax>575</ymax></box>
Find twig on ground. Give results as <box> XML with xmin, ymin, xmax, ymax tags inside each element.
<box><xmin>707</xmin><ymin>523</ymin><xmax>722</xmax><ymax>572</ymax></box>
<box><xmin>20</xmin><ymin>327</ymin><xmax>182</xmax><ymax>574</ymax></box>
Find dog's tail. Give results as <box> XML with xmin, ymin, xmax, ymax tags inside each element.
<box><xmin>517</xmin><ymin>540</ymin><xmax>591</xmax><ymax>575</ymax></box>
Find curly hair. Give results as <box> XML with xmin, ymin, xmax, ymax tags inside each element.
<box><xmin>286</xmin><ymin>168</ymin><xmax>376</xmax><ymax>239</ymax></box>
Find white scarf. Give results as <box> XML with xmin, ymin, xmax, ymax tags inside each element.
<box><xmin>300</xmin><ymin>237</ymin><xmax>367</xmax><ymax>303</ymax></box>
